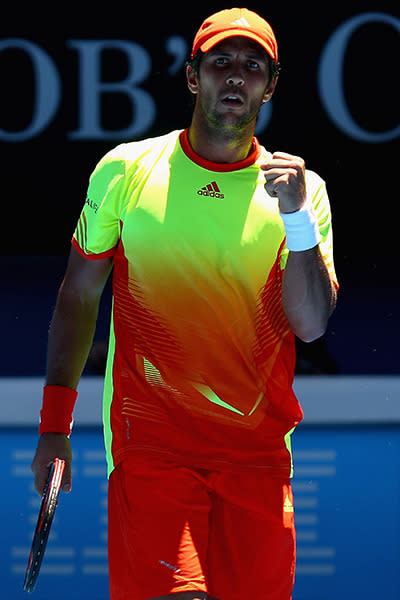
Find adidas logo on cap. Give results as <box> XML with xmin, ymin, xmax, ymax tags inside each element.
<box><xmin>231</xmin><ymin>17</ymin><xmax>251</xmax><ymax>28</ymax></box>
<box><xmin>197</xmin><ymin>181</ymin><xmax>224</xmax><ymax>198</ymax></box>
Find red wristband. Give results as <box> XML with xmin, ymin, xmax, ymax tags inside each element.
<box><xmin>39</xmin><ymin>385</ymin><xmax>78</xmax><ymax>435</ymax></box>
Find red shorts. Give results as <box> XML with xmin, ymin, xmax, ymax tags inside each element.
<box><xmin>108</xmin><ymin>455</ymin><xmax>296</xmax><ymax>600</ymax></box>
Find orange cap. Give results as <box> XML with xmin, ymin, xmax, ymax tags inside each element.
<box><xmin>191</xmin><ymin>8</ymin><xmax>278</xmax><ymax>62</ymax></box>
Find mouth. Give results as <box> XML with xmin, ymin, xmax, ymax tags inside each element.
<box><xmin>220</xmin><ymin>94</ymin><xmax>244</xmax><ymax>107</ymax></box>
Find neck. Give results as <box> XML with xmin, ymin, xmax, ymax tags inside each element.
<box><xmin>188</xmin><ymin>110</ymin><xmax>256</xmax><ymax>164</ymax></box>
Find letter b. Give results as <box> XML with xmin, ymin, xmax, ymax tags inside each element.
<box><xmin>68</xmin><ymin>40</ymin><xmax>156</xmax><ymax>140</ymax></box>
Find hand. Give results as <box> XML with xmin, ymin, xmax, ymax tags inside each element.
<box><xmin>261</xmin><ymin>151</ymin><xmax>307</xmax><ymax>213</ymax></box>
<box><xmin>31</xmin><ymin>433</ymin><xmax>72</xmax><ymax>496</ymax></box>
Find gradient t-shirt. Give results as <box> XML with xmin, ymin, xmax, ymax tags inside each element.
<box><xmin>72</xmin><ymin>129</ymin><xmax>337</xmax><ymax>477</ymax></box>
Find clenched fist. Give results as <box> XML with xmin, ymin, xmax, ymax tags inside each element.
<box><xmin>261</xmin><ymin>152</ymin><xmax>307</xmax><ymax>214</ymax></box>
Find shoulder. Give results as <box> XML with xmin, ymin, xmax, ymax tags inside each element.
<box><xmin>100</xmin><ymin>130</ymin><xmax>181</xmax><ymax>167</ymax></box>
<box><xmin>304</xmin><ymin>169</ymin><xmax>330</xmax><ymax>209</ymax></box>
<box><xmin>255</xmin><ymin>143</ymin><xmax>273</xmax><ymax>165</ymax></box>
<box><xmin>88</xmin><ymin>130</ymin><xmax>181</xmax><ymax>187</ymax></box>
<box><xmin>304</xmin><ymin>168</ymin><xmax>326</xmax><ymax>190</ymax></box>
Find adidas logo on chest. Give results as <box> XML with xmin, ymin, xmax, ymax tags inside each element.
<box><xmin>197</xmin><ymin>181</ymin><xmax>224</xmax><ymax>199</ymax></box>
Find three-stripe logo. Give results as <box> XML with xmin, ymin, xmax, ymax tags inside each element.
<box><xmin>197</xmin><ymin>181</ymin><xmax>224</xmax><ymax>198</ymax></box>
<box><xmin>231</xmin><ymin>17</ymin><xmax>251</xmax><ymax>28</ymax></box>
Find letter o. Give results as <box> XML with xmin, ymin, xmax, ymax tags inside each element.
<box><xmin>318</xmin><ymin>12</ymin><xmax>400</xmax><ymax>143</ymax></box>
<box><xmin>0</xmin><ymin>39</ymin><xmax>61</xmax><ymax>142</ymax></box>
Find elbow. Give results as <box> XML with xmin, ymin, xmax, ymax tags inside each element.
<box><xmin>287</xmin><ymin>313</ymin><xmax>329</xmax><ymax>343</ymax></box>
<box><xmin>285</xmin><ymin>287</ymin><xmax>337</xmax><ymax>343</ymax></box>
<box><xmin>295</xmin><ymin>326</ymin><xmax>327</xmax><ymax>343</ymax></box>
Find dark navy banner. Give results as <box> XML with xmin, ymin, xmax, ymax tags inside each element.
<box><xmin>1</xmin><ymin>3</ymin><xmax>399</xmax><ymax>374</ymax></box>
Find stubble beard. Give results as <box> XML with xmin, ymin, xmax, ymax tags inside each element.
<box><xmin>203</xmin><ymin>98</ymin><xmax>262</xmax><ymax>143</ymax></box>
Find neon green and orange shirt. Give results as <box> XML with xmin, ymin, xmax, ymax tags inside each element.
<box><xmin>72</xmin><ymin>129</ymin><xmax>337</xmax><ymax>477</ymax></box>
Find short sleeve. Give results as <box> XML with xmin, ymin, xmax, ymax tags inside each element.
<box><xmin>72</xmin><ymin>145</ymin><xmax>126</xmax><ymax>259</ymax></box>
<box><xmin>279</xmin><ymin>171</ymin><xmax>338</xmax><ymax>288</ymax></box>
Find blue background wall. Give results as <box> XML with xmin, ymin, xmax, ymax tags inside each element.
<box><xmin>3</xmin><ymin>422</ymin><xmax>400</xmax><ymax>600</ymax></box>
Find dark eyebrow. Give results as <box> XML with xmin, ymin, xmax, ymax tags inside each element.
<box><xmin>207</xmin><ymin>50</ymin><xmax>231</xmax><ymax>57</ymax></box>
<box><xmin>207</xmin><ymin>49</ymin><xmax>266</xmax><ymax>61</ymax></box>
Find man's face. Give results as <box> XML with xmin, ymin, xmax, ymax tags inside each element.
<box><xmin>188</xmin><ymin>36</ymin><xmax>277</xmax><ymax>134</ymax></box>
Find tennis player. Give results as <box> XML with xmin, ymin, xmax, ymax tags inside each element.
<box><xmin>31</xmin><ymin>8</ymin><xmax>338</xmax><ymax>600</ymax></box>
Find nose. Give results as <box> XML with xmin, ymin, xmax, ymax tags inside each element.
<box><xmin>226</xmin><ymin>74</ymin><xmax>244</xmax><ymax>86</ymax></box>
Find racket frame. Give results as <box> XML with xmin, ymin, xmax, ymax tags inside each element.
<box><xmin>23</xmin><ymin>457</ymin><xmax>65</xmax><ymax>593</ymax></box>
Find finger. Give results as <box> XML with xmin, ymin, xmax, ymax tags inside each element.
<box><xmin>261</xmin><ymin>151</ymin><xmax>305</xmax><ymax>165</ymax></box>
<box><xmin>263</xmin><ymin>156</ymin><xmax>305</xmax><ymax>175</ymax></box>
<box><xmin>272</xmin><ymin>151</ymin><xmax>304</xmax><ymax>163</ymax></box>
<box><xmin>62</xmin><ymin>462</ymin><xmax>72</xmax><ymax>493</ymax></box>
<box><xmin>264</xmin><ymin>160</ymin><xmax>303</xmax><ymax>175</ymax></box>
<box><xmin>262</xmin><ymin>155</ymin><xmax>301</xmax><ymax>171</ymax></box>
<box><xmin>264</xmin><ymin>172</ymin><xmax>300</xmax><ymax>199</ymax></box>
<box><xmin>264</xmin><ymin>170</ymin><xmax>298</xmax><ymax>196</ymax></box>
<box><xmin>264</xmin><ymin>167</ymin><xmax>298</xmax><ymax>178</ymax></box>
<box><xmin>264</xmin><ymin>178</ymin><xmax>279</xmax><ymax>198</ymax></box>
<box><xmin>32</xmin><ymin>463</ymin><xmax>51</xmax><ymax>496</ymax></box>
<box><xmin>265</xmin><ymin>187</ymin><xmax>278</xmax><ymax>198</ymax></box>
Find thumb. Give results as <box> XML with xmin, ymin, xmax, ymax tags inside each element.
<box><xmin>62</xmin><ymin>462</ymin><xmax>72</xmax><ymax>493</ymax></box>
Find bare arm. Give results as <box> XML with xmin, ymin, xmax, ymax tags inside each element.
<box><xmin>262</xmin><ymin>152</ymin><xmax>336</xmax><ymax>342</ymax></box>
<box><xmin>281</xmin><ymin>246</ymin><xmax>336</xmax><ymax>342</ymax></box>
<box><xmin>46</xmin><ymin>247</ymin><xmax>113</xmax><ymax>388</ymax></box>
<box><xmin>31</xmin><ymin>247</ymin><xmax>113</xmax><ymax>494</ymax></box>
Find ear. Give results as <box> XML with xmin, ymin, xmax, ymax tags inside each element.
<box><xmin>186</xmin><ymin>65</ymin><xmax>199</xmax><ymax>95</ymax></box>
<box><xmin>262</xmin><ymin>76</ymin><xmax>278</xmax><ymax>103</ymax></box>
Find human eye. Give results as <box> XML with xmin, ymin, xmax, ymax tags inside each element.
<box><xmin>214</xmin><ymin>56</ymin><xmax>229</xmax><ymax>66</ymax></box>
<box><xmin>247</xmin><ymin>59</ymin><xmax>260</xmax><ymax>70</ymax></box>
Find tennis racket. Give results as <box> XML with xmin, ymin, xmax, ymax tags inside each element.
<box><xmin>23</xmin><ymin>458</ymin><xmax>66</xmax><ymax>593</ymax></box>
